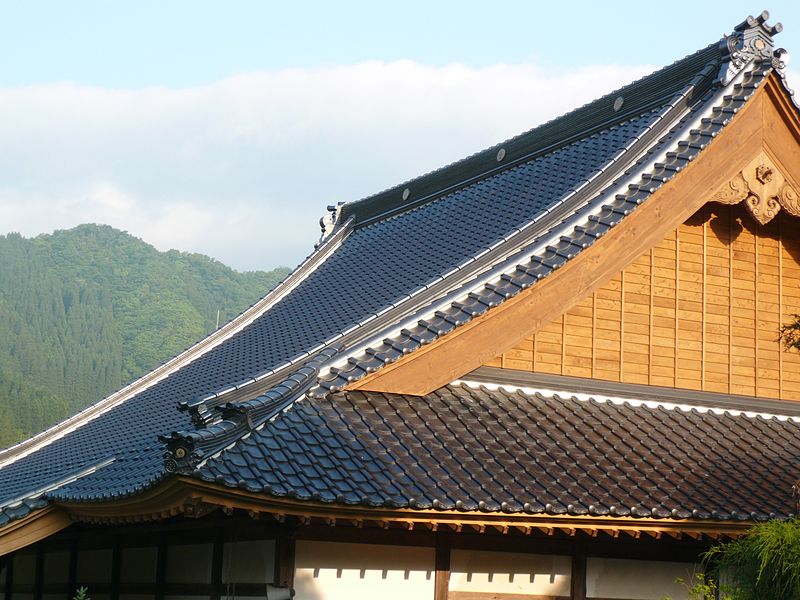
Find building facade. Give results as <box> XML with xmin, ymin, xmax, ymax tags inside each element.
<box><xmin>2</xmin><ymin>11</ymin><xmax>800</xmax><ymax>600</ymax></box>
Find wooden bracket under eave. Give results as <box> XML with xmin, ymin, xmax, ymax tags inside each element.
<box><xmin>348</xmin><ymin>72</ymin><xmax>800</xmax><ymax>397</ymax></box>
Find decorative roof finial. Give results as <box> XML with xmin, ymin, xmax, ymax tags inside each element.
<box><xmin>718</xmin><ymin>10</ymin><xmax>784</xmax><ymax>85</ymax></box>
<box><xmin>733</xmin><ymin>10</ymin><xmax>782</xmax><ymax>37</ymax></box>
<box><xmin>318</xmin><ymin>202</ymin><xmax>344</xmax><ymax>244</ymax></box>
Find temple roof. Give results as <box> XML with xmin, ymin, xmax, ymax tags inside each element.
<box><xmin>193</xmin><ymin>377</ymin><xmax>800</xmax><ymax>522</ymax></box>
<box><xmin>0</xmin><ymin>12</ymin><xmax>796</xmax><ymax>535</ymax></box>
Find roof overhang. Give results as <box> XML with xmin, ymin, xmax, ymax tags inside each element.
<box><xmin>0</xmin><ymin>505</ymin><xmax>72</xmax><ymax>556</ymax></box>
<box><xmin>49</xmin><ymin>476</ymin><xmax>751</xmax><ymax>543</ymax></box>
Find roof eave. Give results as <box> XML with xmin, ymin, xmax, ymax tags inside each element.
<box><xmin>48</xmin><ymin>476</ymin><xmax>755</xmax><ymax>542</ymax></box>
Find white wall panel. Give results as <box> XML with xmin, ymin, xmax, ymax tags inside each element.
<box><xmin>449</xmin><ymin>549</ymin><xmax>571</xmax><ymax>597</ymax></box>
<box><xmin>586</xmin><ymin>558</ymin><xmax>698</xmax><ymax>600</ymax></box>
<box><xmin>294</xmin><ymin>541</ymin><xmax>434</xmax><ymax>600</ymax></box>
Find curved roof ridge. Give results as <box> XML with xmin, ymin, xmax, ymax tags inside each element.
<box><xmin>160</xmin><ymin>345</ymin><xmax>343</xmax><ymax>476</ymax></box>
<box><xmin>322</xmin><ymin>40</ymin><xmax>724</xmax><ymax>234</ymax></box>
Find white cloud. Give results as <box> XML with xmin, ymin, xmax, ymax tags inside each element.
<box><xmin>785</xmin><ymin>67</ymin><xmax>800</xmax><ymax>92</ymax></box>
<box><xmin>0</xmin><ymin>61</ymin><xmax>653</xmax><ymax>271</ymax></box>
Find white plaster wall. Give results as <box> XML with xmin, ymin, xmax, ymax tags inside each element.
<box><xmin>448</xmin><ymin>549</ymin><xmax>571</xmax><ymax>597</ymax></box>
<box><xmin>586</xmin><ymin>557</ymin><xmax>699</xmax><ymax>600</ymax></box>
<box><xmin>293</xmin><ymin>541</ymin><xmax>434</xmax><ymax>600</ymax></box>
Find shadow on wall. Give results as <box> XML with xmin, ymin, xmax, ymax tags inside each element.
<box><xmin>701</xmin><ymin>202</ymin><xmax>800</xmax><ymax>264</ymax></box>
<box><xmin>293</xmin><ymin>541</ymin><xmax>435</xmax><ymax>600</ymax></box>
<box><xmin>448</xmin><ymin>550</ymin><xmax>571</xmax><ymax>597</ymax></box>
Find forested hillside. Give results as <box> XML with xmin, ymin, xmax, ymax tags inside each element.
<box><xmin>0</xmin><ymin>224</ymin><xmax>290</xmax><ymax>447</ymax></box>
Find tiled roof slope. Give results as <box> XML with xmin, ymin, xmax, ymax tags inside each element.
<box><xmin>0</xmin><ymin>102</ymin><xmax>672</xmax><ymax>508</ymax></box>
<box><xmin>198</xmin><ymin>382</ymin><xmax>800</xmax><ymax>521</ymax></box>
<box><xmin>0</xmin><ymin>13</ymin><xmax>793</xmax><ymax>528</ymax></box>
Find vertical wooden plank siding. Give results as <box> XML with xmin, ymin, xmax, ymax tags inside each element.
<box><xmin>594</xmin><ymin>272</ymin><xmax>622</xmax><ymax>382</ymax></box>
<box><xmin>782</xmin><ymin>218</ymin><xmax>800</xmax><ymax>394</ymax></box>
<box><xmin>779</xmin><ymin>220</ymin><xmax>785</xmax><ymax>398</ymax></box>
<box><xmin>677</xmin><ymin>215</ymin><xmax>703</xmax><ymax>390</ymax></box>
<box><xmin>486</xmin><ymin>204</ymin><xmax>800</xmax><ymax>400</ymax></box>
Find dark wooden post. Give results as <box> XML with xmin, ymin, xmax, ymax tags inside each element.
<box><xmin>33</xmin><ymin>547</ymin><xmax>43</xmax><ymax>600</ymax></box>
<box><xmin>275</xmin><ymin>529</ymin><xmax>296</xmax><ymax>589</ymax></box>
<box><xmin>210</xmin><ymin>531</ymin><xmax>224</xmax><ymax>600</ymax></box>
<box><xmin>109</xmin><ymin>537</ymin><xmax>121</xmax><ymax>600</ymax></box>
<box><xmin>434</xmin><ymin>532</ymin><xmax>450</xmax><ymax>600</ymax></box>
<box><xmin>155</xmin><ymin>535</ymin><xmax>167</xmax><ymax>600</ymax></box>
<box><xmin>67</xmin><ymin>540</ymin><xmax>78</xmax><ymax>599</ymax></box>
<box><xmin>5</xmin><ymin>554</ymin><xmax>13</xmax><ymax>600</ymax></box>
<box><xmin>571</xmin><ymin>549</ymin><xmax>587</xmax><ymax>600</ymax></box>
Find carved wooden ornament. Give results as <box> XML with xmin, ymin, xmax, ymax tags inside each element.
<box><xmin>710</xmin><ymin>151</ymin><xmax>800</xmax><ymax>224</ymax></box>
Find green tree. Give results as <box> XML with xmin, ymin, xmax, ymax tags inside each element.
<box><xmin>702</xmin><ymin>519</ymin><xmax>800</xmax><ymax>599</ymax></box>
<box><xmin>0</xmin><ymin>225</ymin><xmax>290</xmax><ymax>447</ymax></box>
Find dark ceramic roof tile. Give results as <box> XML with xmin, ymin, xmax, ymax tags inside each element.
<box><xmin>196</xmin><ymin>382</ymin><xmax>800</xmax><ymax>521</ymax></box>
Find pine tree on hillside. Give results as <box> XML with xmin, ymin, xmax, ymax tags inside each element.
<box><xmin>0</xmin><ymin>225</ymin><xmax>289</xmax><ymax>447</ymax></box>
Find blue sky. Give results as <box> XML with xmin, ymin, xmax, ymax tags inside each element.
<box><xmin>1</xmin><ymin>2</ymin><xmax>798</xmax><ymax>270</ymax></box>
<box><xmin>3</xmin><ymin>2</ymin><xmax>799</xmax><ymax>86</ymax></box>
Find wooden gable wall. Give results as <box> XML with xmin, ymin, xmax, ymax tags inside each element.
<box><xmin>485</xmin><ymin>203</ymin><xmax>800</xmax><ymax>400</ymax></box>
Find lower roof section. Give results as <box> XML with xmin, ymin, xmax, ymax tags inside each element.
<box><xmin>5</xmin><ymin>372</ymin><xmax>798</xmax><ymax>552</ymax></box>
<box><xmin>196</xmin><ymin>376</ymin><xmax>800</xmax><ymax>523</ymax></box>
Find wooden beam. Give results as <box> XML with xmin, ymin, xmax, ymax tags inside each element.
<box><xmin>348</xmin><ymin>75</ymin><xmax>791</xmax><ymax>397</ymax></box>
<box><xmin>143</xmin><ymin>478</ymin><xmax>753</xmax><ymax>532</ymax></box>
<box><xmin>67</xmin><ymin>538</ymin><xmax>78</xmax><ymax>597</ymax></box>
<box><xmin>5</xmin><ymin>554</ymin><xmax>12</xmax><ymax>599</ymax></box>
<box><xmin>449</xmin><ymin>593</ymin><xmax>570</xmax><ymax>600</ymax></box>
<box><xmin>53</xmin><ymin>477</ymin><xmax>755</xmax><ymax>544</ymax></box>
